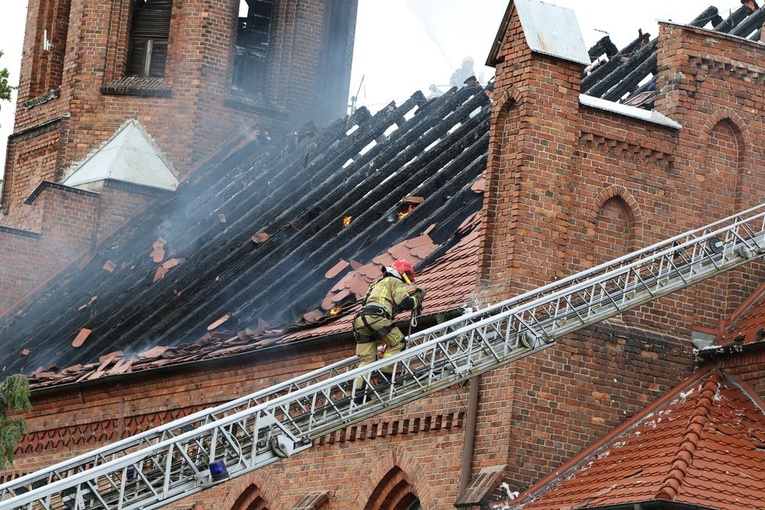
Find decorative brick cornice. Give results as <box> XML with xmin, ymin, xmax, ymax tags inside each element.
<box><xmin>316</xmin><ymin>410</ymin><xmax>464</xmax><ymax>445</ymax></box>
<box><xmin>579</xmin><ymin>131</ymin><xmax>673</xmax><ymax>165</ymax></box>
<box><xmin>101</xmin><ymin>77</ymin><xmax>172</xmax><ymax>97</ymax></box>
<box><xmin>9</xmin><ymin>115</ymin><xmax>68</xmax><ymax>141</ymax></box>
<box><xmin>690</xmin><ymin>56</ymin><xmax>765</xmax><ymax>87</ymax></box>
<box><xmin>12</xmin><ymin>405</ymin><xmax>208</xmax><ymax>463</ymax></box>
<box><xmin>23</xmin><ymin>181</ymin><xmax>100</xmax><ymax>205</ymax></box>
<box><xmin>5</xmin><ymin>406</ymin><xmax>464</xmax><ymax>483</ymax></box>
<box><xmin>0</xmin><ymin>225</ymin><xmax>41</xmax><ymax>238</ymax></box>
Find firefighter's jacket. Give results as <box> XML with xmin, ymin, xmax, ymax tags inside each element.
<box><xmin>362</xmin><ymin>275</ymin><xmax>421</xmax><ymax>319</ymax></box>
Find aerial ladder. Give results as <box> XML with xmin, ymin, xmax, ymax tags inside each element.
<box><xmin>4</xmin><ymin>203</ymin><xmax>765</xmax><ymax>510</ymax></box>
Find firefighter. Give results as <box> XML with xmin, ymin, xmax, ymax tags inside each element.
<box><xmin>352</xmin><ymin>259</ymin><xmax>426</xmax><ymax>397</ymax></box>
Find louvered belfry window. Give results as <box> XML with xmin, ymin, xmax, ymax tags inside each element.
<box><xmin>127</xmin><ymin>0</ymin><xmax>172</xmax><ymax>77</ymax></box>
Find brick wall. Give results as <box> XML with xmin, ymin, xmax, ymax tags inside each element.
<box><xmin>4</xmin><ymin>340</ymin><xmax>471</xmax><ymax>508</ymax></box>
<box><xmin>474</xmin><ymin>5</ymin><xmax>765</xmax><ymax>494</ymax></box>
<box><xmin>0</xmin><ymin>184</ymin><xmax>99</xmax><ymax>312</ymax></box>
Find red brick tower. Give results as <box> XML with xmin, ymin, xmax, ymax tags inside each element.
<box><xmin>0</xmin><ymin>0</ymin><xmax>357</xmax><ymax>308</ymax></box>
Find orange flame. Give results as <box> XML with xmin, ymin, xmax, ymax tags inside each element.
<box><xmin>343</xmin><ymin>216</ymin><xmax>352</xmax><ymax>228</ymax></box>
<box><xmin>330</xmin><ymin>306</ymin><xmax>341</xmax><ymax>316</ymax></box>
<box><xmin>397</xmin><ymin>204</ymin><xmax>415</xmax><ymax>220</ymax></box>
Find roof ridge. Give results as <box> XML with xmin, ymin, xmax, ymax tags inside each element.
<box><xmin>655</xmin><ymin>369</ymin><xmax>723</xmax><ymax>500</ymax></box>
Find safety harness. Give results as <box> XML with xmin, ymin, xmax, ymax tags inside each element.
<box><xmin>354</xmin><ymin>275</ymin><xmax>396</xmax><ymax>343</ymax></box>
<box><xmin>356</xmin><ymin>304</ymin><xmax>394</xmax><ymax>342</ymax></box>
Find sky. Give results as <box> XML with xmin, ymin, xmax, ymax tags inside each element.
<box><xmin>0</xmin><ymin>0</ymin><xmax>738</xmax><ymax>173</ymax></box>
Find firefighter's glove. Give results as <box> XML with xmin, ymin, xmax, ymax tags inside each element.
<box><xmin>412</xmin><ymin>287</ymin><xmax>427</xmax><ymax>308</ymax></box>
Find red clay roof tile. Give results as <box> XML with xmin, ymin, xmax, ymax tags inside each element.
<box><xmin>207</xmin><ymin>314</ymin><xmax>231</xmax><ymax>330</ymax></box>
<box><xmin>151</xmin><ymin>237</ymin><xmax>166</xmax><ymax>263</ymax></box>
<box><xmin>325</xmin><ymin>259</ymin><xmax>350</xmax><ymax>279</ymax></box>
<box><xmin>499</xmin><ymin>368</ymin><xmax>765</xmax><ymax>510</ymax></box>
<box><xmin>72</xmin><ymin>328</ymin><xmax>92</xmax><ymax>348</ymax></box>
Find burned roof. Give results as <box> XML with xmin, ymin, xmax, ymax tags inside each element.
<box><xmin>4</xmin><ymin>1</ymin><xmax>764</xmax><ymax>386</ymax></box>
<box><xmin>493</xmin><ymin>367</ymin><xmax>765</xmax><ymax>510</ymax></box>
<box><xmin>0</xmin><ymin>84</ymin><xmax>491</xmax><ymax>383</ymax></box>
<box><xmin>582</xmin><ymin>3</ymin><xmax>765</xmax><ymax>109</ymax></box>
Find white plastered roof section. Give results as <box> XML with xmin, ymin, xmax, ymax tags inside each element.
<box><xmin>63</xmin><ymin>119</ymin><xmax>179</xmax><ymax>191</ymax></box>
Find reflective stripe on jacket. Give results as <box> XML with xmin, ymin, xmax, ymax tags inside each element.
<box><xmin>363</xmin><ymin>276</ymin><xmax>419</xmax><ymax>318</ymax></box>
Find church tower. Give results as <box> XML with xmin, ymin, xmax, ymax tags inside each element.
<box><xmin>2</xmin><ymin>0</ymin><xmax>356</xmax><ymax>224</ymax></box>
<box><xmin>0</xmin><ymin>0</ymin><xmax>357</xmax><ymax>307</ymax></box>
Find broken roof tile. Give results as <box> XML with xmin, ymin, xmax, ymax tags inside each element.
<box><xmin>138</xmin><ymin>346</ymin><xmax>167</xmax><ymax>359</ymax></box>
<box><xmin>72</xmin><ymin>328</ymin><xmax>92</xmax><ymax>348</ymax></box>
<box><xmin>162</xmin><ymin>258</ymin><xmax>181</xmax><ymax>269</ymax></box>
<box><xmin>252</xmin><ymin>232</ymin><xmax>269</xmax><ymax>243</ymax></box>
<box><xmin>153</xmin><ymin>266</ymin><xmax>169</xmax><ymax>282</ymax></box>
<box><xmin>151</xmin><ymin>237</ymin><xmax>167</xmax><ymax>263</ymax></box>
<box><xmin>401</xmin><ymin>195</ymin><xmax>424</xmax><ymax>204</ymax></box>
<box><xmin>471</xmin><ymin>176</ymin><xmax>485</xmax><ymax>194</ymax></box>
<box><xmin>207</xmin><ymin>314</ymin><xmax>231</xmax><ymax>331</ymax></box>
<box><xmin>108</xmin><ymin>359</ymin><xmax>133</xmax><ymax>375</ymax></box>
<box><xmin>325</xmin><ymin>259</ymin><xmax>350</xmax><ymax>279</ymax></box>
<box><xmin>103</xmin><ymin>261</ymin><xmax>116</xmax><ymax>273</ymax></box>
<box><xmin>99</xmin><ymin>351</ymin><xmax>121</xmax><ymax>364</ymax></box>
<box><xmin>302</xmin><ymin>309</ymin><xmax>326</xmax><ymax>324</ymax></box>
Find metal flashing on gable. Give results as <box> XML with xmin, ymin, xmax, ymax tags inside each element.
<box><xmin>579</xmin><ymin>94</ymin><xmax>682</xmax><ymax>129</ymax></box>
<box><xmin>514</xmin><ymin>0</ymin><xmax>590</xmax><ymax>66</ymax></box>
<box><xmin>63</xmin><ymin>119</ymin><xmax>179</xmax><ymax>192</ymax></box>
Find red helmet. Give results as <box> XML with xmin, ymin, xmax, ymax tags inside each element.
<box><xmin>392</xmin><ymin>259</ymin><xmax>415</xmax><ymax>283</ymax></box>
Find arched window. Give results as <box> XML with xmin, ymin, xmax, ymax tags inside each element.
<box><xmin>364</xmin><ymin>467</ymin><xmax>420</xmax><ymax>510</ymax></box>
<box><xmin>594</xmin><ymin>195</ymin><xmax>632</xmax><ymax>265</ymax></box>
<box><xmin>231</xmin><ymin>483</ymin><xmax>269</xmax><ymax>510</ymax></box>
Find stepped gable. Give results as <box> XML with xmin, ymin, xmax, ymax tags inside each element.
<box><xmin>581</xmin><ymin>3</ymin><xmax>764</xmax><ymax>109</ymax></box>
<box><xmin>491</xmin><ymin>368</ymin><xmax>765</xmax><ymax>509</ymax></box>
<box><xmin>0</xmin><ymin>84</ymin><xmax>492</xmax><ymax>385</ymax></box>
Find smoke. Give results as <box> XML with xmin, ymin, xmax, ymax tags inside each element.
<box><xmin>351</xmin><ymin>0</ymin><xmax>504</xmax><ymax>113</ymax></box>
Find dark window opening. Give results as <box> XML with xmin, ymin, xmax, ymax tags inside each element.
<box><xmin>233</xmin><ymin>0</ymin><xmax>274</xmax><ymax>93</ymax></box>
<box><xmin>127</xmin><ymin>0</ymin><xmax>172</xmax><ymax>78</ymax></box>
<box><xmin>29</xmin><ymin>0</ymin><xmax>71</xmax><ymax>98</ymax></box>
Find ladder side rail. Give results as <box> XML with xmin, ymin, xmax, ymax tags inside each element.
<box><xmin>406</xmin><ymin>203</ymin><xmax>765</xmax><ymax>348</ymax></box>
<box><xmin>0</xmin><ymin>356</ymin><xmax>360</xmax><ymax>498</ymax></box>
<box><xmin>413</xmin><ymin>211</ymin><xmax>765</xmax><ymax>351</ymax></box>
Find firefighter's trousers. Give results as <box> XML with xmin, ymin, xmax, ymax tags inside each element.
<box><xmin>353</xmin><ymin>314</ymin><xmax>405</xmax><ymax>390</ymax></box>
